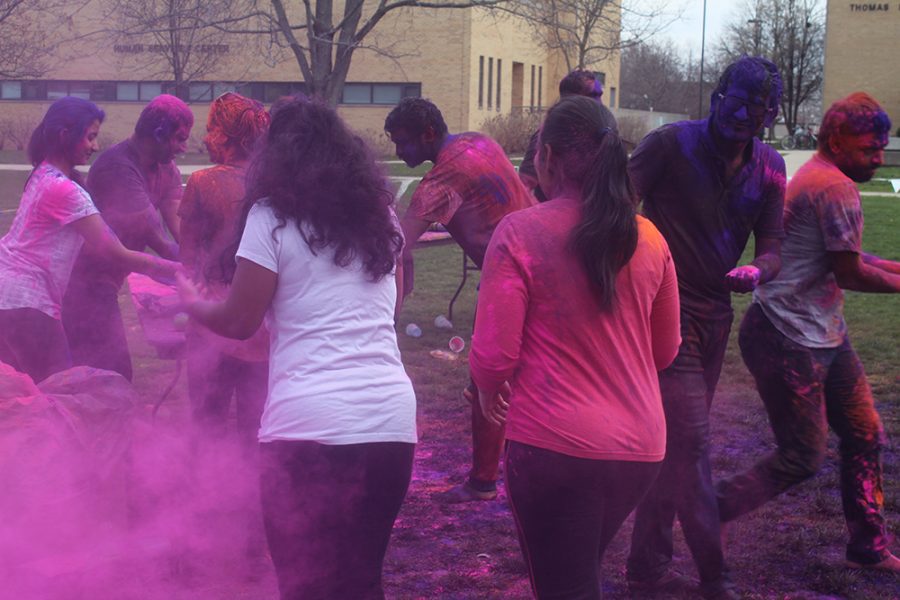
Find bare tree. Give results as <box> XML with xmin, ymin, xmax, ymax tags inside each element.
<box><xmin>100</xmin><ymin>0</ymin><xmax>252</xmax><ymax>99</ymax></box>
<box><xmin>207</xmin><ymin>0</ymin><xmax>510</xmax><ymax>106</ymax></box>
<box><xmin>510</xmin><ymin>0</ymin><xmax>678</xmax><ymax>72</ymax></box>
<box><xmin>619</xmin><ymin>39</ymin><xmax>694</xmax><ymax>115</ymax></box>
<box><xmin>716</xmin><ymin>0</ymin><xmax>824</xmax><ymax>133</ymax></box>
<box><xmin>0</xmin><ymin>0</ymin><xmax>89</xmax><ymax>77</ymax></box>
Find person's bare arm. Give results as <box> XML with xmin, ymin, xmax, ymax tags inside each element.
<box><xmin>158</xmin><ymin>194</ymin><xmax>181</xmax><ymax>243</ymax></box>
<box><xmin>398</xmin><ymin>213</ymin><xmax>431</xmax><ymax>309</ymax></box>
<box><xmin>831</xmin><ymin>251</ymin><xmax>900</xmax><ymax>293</ymax></box>
<box><xmin>72</xmin><ymin>214</ymin><xmax>179</xmax><ymax>283</ymax></box>
<box><xmin>177</xmin><ymin>258</ymin><xmax>276</xmax><ymax>339</ymax></box>
<box><xmin>862</xmin><ymin>252</ymin><xmax>900</xmax><ymax>275</ymax></box>
<box><xmin>725</xmin><ymin>236</ymin><xmax>782</xmax><ymax>293</ymax></box>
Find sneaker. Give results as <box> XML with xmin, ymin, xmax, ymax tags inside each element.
<box><xmin>627</xmin><ymin>569</ymin><xmax>695</xmax><ymax>595</ymax></box>
<box><xmin>435</xmin><ymin>481</ymin><xmax>497</xmax><ymax>503</ymax></box>
<box><xmin>846</xmin><ymin>552</ymin><xmax>900</xmax><ymax>573</ymax></box>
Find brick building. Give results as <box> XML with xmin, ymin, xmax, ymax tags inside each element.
<box><xmin>0</xmin><ymin>3</ymin><xmax>620</xmax><ymax>150</ymax></box>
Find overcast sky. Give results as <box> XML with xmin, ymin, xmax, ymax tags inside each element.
<box><xmin>654</xmin><ymin>0</ymin><xmax>748</xmax><ymax>57</ymax></box>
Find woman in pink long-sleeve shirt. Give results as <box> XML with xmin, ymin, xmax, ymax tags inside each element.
<box><xmin>470</xmin><ymin>96</ymin><xmax>681</xmax><ymax>599</ymax></box>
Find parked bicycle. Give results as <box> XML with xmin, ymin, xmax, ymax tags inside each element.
<box><xmin>780</xmin><ymin>125</ymin><xmax>818</xmax><ymax>150</ymax></box>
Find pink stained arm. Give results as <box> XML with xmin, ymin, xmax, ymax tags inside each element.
<box><xmin>469</xmin><ymin>222</ymin><xmax>528</xmax><ymax>398</ymax></box>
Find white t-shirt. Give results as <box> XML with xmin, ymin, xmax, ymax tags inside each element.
<box><xmin>236</xmin><ymin>202</ymin><xmax>417</xmax><ymax>445</ymax></box>
<box><xmin>0</xmin><ymin>163</ymin><xmax>98</xmax><ymax>319</ymax></box>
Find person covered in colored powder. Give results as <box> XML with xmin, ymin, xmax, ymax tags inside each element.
<box><xmin>177</xmin><ymin>96</ymin><xmax>417</xmax><ymax>599</ymax></box>
<box><xmin>179</xmin><ymin>92</ymin><xmax>270</xmax><ymax>447</ymax></box>
<box><xmin>716</xmin><ymin>93</ymin><xmax>900</xmax><ymax>573</ymax></box>
<box><xmin>0</xmin><ymin>97</ymin><xmax>179</xmax><ymax>383</ymax></box>
<box><xmin>517</xmin><ymin>69</ymin><xmax>605</xmax><ymax>201</ymax></box>
<box><xmin>384</xmin><ymin>97</ymin><xmax>535</xmax><ymax>502</ymax></box>
<box><xmin>625</xmin><ymin>56</ymin><xmax>786</xmax><ymax>600</ymax></box>
<box><xmin>62</xmin><ymin>94</ymin><xmax>192</xmax><ymax>381</ymax></box>
<box><xmin>470</xmin><ymin>96</ymin><xmax>681</xmax><ymax>599</ymax></box>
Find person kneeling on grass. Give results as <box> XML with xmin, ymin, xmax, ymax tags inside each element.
<box><xmin>716</xmin><ymin>92</ymin><xmax>900</xmax><ymax>573</ymax></box>
<box><xmin>469</xmin><ymin>96</ymin><xmax>681</xmax><ymax>599</ymax></box>
<box><xmin>177</xmin><ymin>95</ymin><xmax>417</xmax><ymax>599</ymax></box>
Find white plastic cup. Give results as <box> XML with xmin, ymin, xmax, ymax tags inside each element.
<box><xmin>405</xmin><ymin>323</ymin><xmax>423</xmax><ymax>338</ymax></box>
<box><xmin>434</xmin><ymin>314</ymin><xmax>453</xmax><ymax>330</ymax></box>
<box><xmin>448</xmin><ymin>336</ymin><xmax>465</xmax><ymax>353</ymax></box>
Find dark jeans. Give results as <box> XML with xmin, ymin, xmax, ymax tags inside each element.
<box><xmin>62</xmin><ymin>278</ymin><xmax>132</xmax><ymax>381</ymax></box>
<box><xmin>717</xmin><ymin>303</ymin><xmax>889</xmax><ymax>565</ymax></box>
<box><xmin>627</xmin><ymin>311</ymin><xmax>732</xmax><ymax>593</ymax></box>
<box><xmin>0</xmin><ymin>308</ymin><xmax>71</xmax><ymax>382</ymax></box>
<box><xmin>186</xmin><ymin>338</ymin><xmax>267</xmax><ymax>452</ymax></box>
<box><xmin>259</xmin><ymin>440</ymin><xmax>414</xmax><ymax>600</ymax></box>
<box><xmin>507</xmin><ymin>441</ymin><xmax>660</xmax><ymax>600</ymax></box>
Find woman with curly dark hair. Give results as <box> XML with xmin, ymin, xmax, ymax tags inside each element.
<box><xmin>177</xmin><ymin>95</ymin><xmax>416</xmax><ymax>599</ymax></box>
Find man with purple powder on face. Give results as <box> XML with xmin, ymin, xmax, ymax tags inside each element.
<box><xmin>716</xmin><ymin>93</ymin><xmax>900</xmax><ymax>573</ymax></box>
<box><xmin>384</xmin><ymin>97</ymin><xmax>534</xmax><ymax>503</ymax></box>
<box><xmin>625</xmin><ymin>56</ymin><xmax>786</xmax><ymax>600</ymax></box>
<box><xmin>63</xmin><ymin>94</ymin><xmax>193</xmax><ymax>381</ymax></box>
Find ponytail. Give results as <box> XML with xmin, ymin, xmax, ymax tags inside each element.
<box><xmin>540</xmin><ymin>96</ymin><xmax>638</xmax><ymax>310</ymax></box>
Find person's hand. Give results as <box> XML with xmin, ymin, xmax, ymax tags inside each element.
<box><xmin>725</xmin><ymin>265</ymin><xmax>761</xmax><ymax>293</ymax></box>
<box><xmin>479</xmin><ymin>381</ymin><xmax>511</xmax><ymax>427</ymax></box>
<box><xmin>176</xmin><ymin>271</ymin><xmax>202</xmax><ymax>310</ymax></box>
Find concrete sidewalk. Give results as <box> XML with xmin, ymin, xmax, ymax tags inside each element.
<box><xmin>0</xmin><ymin>150</ymin><xmax>824</xmax><ymax>179</ymax></box>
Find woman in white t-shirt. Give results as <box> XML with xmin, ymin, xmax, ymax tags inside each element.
<box><xmin>0</xmin><ymin>97</ymin><xmax>179</xmax><ymax>382</ymax></box>
<box><xmin>177</xmin><ymin>95</ymin><xmax>417</xmax><ymax>599</ymax></box>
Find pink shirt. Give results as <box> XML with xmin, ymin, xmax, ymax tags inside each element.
<box><xmin>0</xmin><ymin>163</ymin><xmax>98</xmax><ymax>319</ymax></box>
<box><xmin>469</xmin><ymin>198</ymin><xmax>680</xmax><ymax>461</ymax></box>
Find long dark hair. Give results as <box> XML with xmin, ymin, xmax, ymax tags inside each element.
<box><xmin>539</xmin><ymin>96</ymin><xmax>638</xmax><ymax>310</ymax></box>
<box><xmin>27</xmin><ymin>96</ymin><xmax>105</xmax><ymax>173</ymax></box>
<box><xmin>238</xmin><ymin>95</ymin><xmax>402</xmax><ymax>281</ymax></box>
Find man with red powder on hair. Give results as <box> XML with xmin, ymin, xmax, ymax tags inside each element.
<box><xmin>63</xmin><ymin>94</ymin><xmax>193</xmax><ymax>381</ymax></box>
<box><xmin>179</xmin><ymin>92</ymin><xmax>270</xmax><ymax>447</ymax></box>
<box><xmin>716</xmin><ymin>93</ymin><xmax>900</xmax><ymax>572</ymax></box>
<box><xmin>384</xmin><ymin>97</ymin><xmax>535</xmax><ymax>502</ymax></box>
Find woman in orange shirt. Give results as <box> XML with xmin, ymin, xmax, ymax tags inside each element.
<box><xmin>469</xmin><ymin>96</ymin><xmax>681</xmax><ymax>599</ymax></box>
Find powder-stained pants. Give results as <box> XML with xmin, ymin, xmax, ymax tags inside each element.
<box><xmin>627</xmin><ymin>311</ymin><xmax>732</xmax><ymax>596</ymax></box>
<box><xmin>260</xmin><ymin>440</ymin><xmax>414</xmax><ymax>600</ymax></box>
<box><xmin>507</xmin><ymin>441</ymin><xmax>660</xmax><ymax>599</ymax></box>
<box><xmin>716</xmin><ymin>303</ymin><xmax>889</xmax><ymax>565</ymax></box>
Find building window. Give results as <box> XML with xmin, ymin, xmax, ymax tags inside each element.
<box><xmin>373</xmin><ymin>83</ymin><xmax>402</xmax><ymax>105</ymax></box>
<box><xmin>189</xmin><ymin>83</ymin><xmax>213</xmax><ymax>102</ymax></box>
<box><xmin>340</xmin><ymin>82</ymin><xmax>420</xmax><ymax>105</ymax></box>
<box><xmin>609</xmin><ymin>86</ymin><xmax>617</xmax><ymax>108</ymax></box>
<box><xmin>538</xmin><ymin>66</ymin><xmax>543</xmax><ymax>109</ymax></box>
<box><xmin>496</xmin><ymin>59</ymin><xmax>502</xmax><ymax>111</ymax></box>
<box><xmin>90</xmin><ymin>82</ymin><xmax>116</xmax><ymax>101</ymax></box>
<box><xmin>0</xmin><ymin>81</ymin><xmax>21</xmax><ymax>99</ymax></box>
<box><xmin>530</xmin><ymin>65</ymin><xmax>535</xmax><ymax>109</ymax></box>
<box><xmin>47</xmin><ymin>82</ymin><xmax>69</xmax><ymax>100</ymax></box>
<box><xmin>478</xmin><ymin>56</ymin><xmax>484</xmax><ymax>109</ymax></box>
<box><xmin>342</xmin><ymin>83</ymin><xmax>371</xmax><ymax>104</ymax></box>
<box><xmin>487</xmin><ymin>57</ymin><xmax>493</xmax><ymax>109</ymax></box>
<box><xmin>116</xmin><ymin>82</ymin><xmax>139</xmax><ymax>101</ymax></box>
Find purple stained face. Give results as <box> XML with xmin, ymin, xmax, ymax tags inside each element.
<box><xmin>585</xmin><ymin>79</ymin><xmax>603</xmax><ymax>103</ymax></box>
<box><xmin>387</xmin><ymin>127</ymin><xmax>429</xmax><ymax>168</ymax></box>
<box><xmin>713</xmin><ymin>82</ymin><xmax>770</xmax><ymax>144</ymax></box>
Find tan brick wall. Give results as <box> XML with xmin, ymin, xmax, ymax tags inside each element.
<box><xmin>823</xmin><ymin>0</ymin><xmax>900</xmax><ymax>124</ymax></box>
<box><xmin>2</xmin><ymin>1</ymin><xmax>620</xmax><ymax>147</ymax></box>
